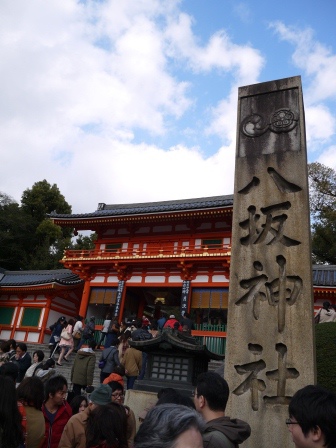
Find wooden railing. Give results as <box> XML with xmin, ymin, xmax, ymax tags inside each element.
<box><xmin>63</xmin><ymin>243</ymin><xmax>231</xmax><ymax>262</ymax></box>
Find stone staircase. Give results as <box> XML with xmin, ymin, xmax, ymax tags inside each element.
<box><xmin>26</xmin><ymin>343</ymin><xmax>102</xmax><ymax>389</ymax></box>
<box><xmin>25</xmin><ymin>343</ymin><xmax>225</xmax><ymax>391</ymax></box>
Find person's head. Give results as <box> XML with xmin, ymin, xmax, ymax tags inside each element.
<box><xmin>322</xmin><ymin>301</ymin><xmax>331</xmax><ymax>310</ymax></box>
<box><xmin>105</xmin><ymin>313</ymin><xmax>111</xmax><ymax>320</ymax></box>
<box><xmin>113</xmin><ymin>364</ymin><xmax>126</xmax><ymax>377</ymax></box>
<box><xmin>33</xmin><ymin>350</ymin><xmax>45</xmax><ymax>363</ymax></box>
<box><xmin>17</xmin><ymin>376</ymin><xmax>44</xmax><ymax>410</ymax></box>
<box><xmin>288</xmin><ymin>385</ymin><xmax>336</xmax><ymax>448</ymax></box>
<box><xmin>156</xmin><ymin>388</ymin><xmax>195</xmax><ymax>409</ymax></box>
<box><xmin>135</xmin><ymin>319</ymin><xmax>142</xmax><ymax>329</ymax></box>
<box><xmin>89</xmin><ymin>384</ymin><xmax>112</xmax><ymax>409</ymax></box>
<box><xmin>0</xmin><ymin>340</ymin><xmax>10</xmax><ymax>353</ymax></box>
<box><xmin>182</xmin><ymin>324</ymin><xmax>191</xmax><ymax>334</ymax></box>
<box><xmin>59</xmin><ymin>316</ymin><xmax>66</xmax><ymax>324</ymax></box>
<box><xmin>42</xmin><ymin>358</ymin><xmax>56</xmax><ymax>370</ymax></box>
<box><xmin>134</xmin><ymin>403</ymin><xmax>204</xmax><ymax>448</ymax></box>
<box><xmin>111</xmin><ymin>321</ymin><xmax>120</xmax><ymax>333</ymax></box>
<box><xmin>194</xmin><ymin>372</ymin><xmax>229</xmax><ymax>413</ymax></box>
<box><xmin>86</xmin><ymin>402</ymin><xmax>128</xmax><ymax>448</ymax></box>
<box><xmin>16</xmin><ymin>342</ymin><xmax>28</xmax><ymax>357</ymax></box>
<box><xmin>69</xmin><ymin>395</ymin><xmax>88</xmax><ymax>414</ymax></box>
<box><xmin>120</xmin><ymin>330</ymin><xmax>131</xmax><ymax>342</ymax></box>
<box><xmin>107</xmin><ymin>381</ymin><xmax>124</xmax><ymax>404</ymax></box>
<box><xmin>88</xmin><ymin>340</ymin><xmax>97</xmax><ymax>350</ymax></box>
<box><xmin>76</xmin><ymin>315</ymin><xmax>83</xmax><ymax>322</ymax></box>
<box><xmin>44</xmin><ymin>375</ymin><xmax>68</xmax><ymax>406</ymax></box>
<box><xmin>0</xmin><ymin>361</ymin><xmax>19</xmax><ymax>382</ymax></box>
<box><xmin>8</xmin><ymin>339</ymin><xmax>16</xmax><ymax>350</ymax></box>
<box><xmin>68</xmin><ymin>318</ymin><xmax>75</xmax><ymax>326</ymax></box>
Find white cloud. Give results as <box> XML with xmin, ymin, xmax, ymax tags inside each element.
<box><xmin>4</xmin><ymin>2</ymin><xmax>318</xmax><ymax>217</ymax></box>
<box><xmin>165</xmin><ymin>12</ymin><xmax>264</xmax><ymax>83</ymax></box>
<box><xmin>315</xmin><ymin>145</ymin><xmax>336</xmax><ymax>171</ymax></box>
<box><xmin>270</xmin><ymin>21</ymin><xmax>336</xmax><ymax>103</ymax></box>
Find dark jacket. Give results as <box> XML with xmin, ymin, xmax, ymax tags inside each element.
<box><xmin>15</xmin><ymin>352</ymin><xmax>32</xmax><ymax>382</ymax></box>
<box><xmin>41</xmin><ymin>400</ymin><xmax>72</xmax><ymax>448</ymax></box>
<box><xmin>82</xmin><ymin>320</ymin><xmax>95</xmax><ymax>339</ymax></box>
<box><xmin>71</xmin><ymin>349</ymin><xmax>96</xmax><ymax>386</ymax></box>
<box><xmin>131</xmin><ymin>328</ymin><xmax>153</xmax><ymax>341</ymax></box>
<box><xmin>49</xmin><ymin>322</ymin><xmax>64</xmax><ymax>344</ymax></box>
<box><xmin>99</xmin><ymin>346</ymin><xmax>120</xmax><ymax>374</ymax></box>
<box><xmin>202</xmin><ymin>416</ymin><xmax>251</xmax><ymax>448</ymax></box>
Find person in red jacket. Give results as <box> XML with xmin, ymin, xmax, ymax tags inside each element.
<box><xmin>41</xmin><ymin>375</ymin><xmax>72</xmax><ymax>448</ymax></box>
<box><xmin>163</xmin><ymin>315</ymin><xmax>182</xmax><ymax>331</ymax></box>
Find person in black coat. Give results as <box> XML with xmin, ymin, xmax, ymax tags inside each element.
<box><xmin>49</xmin><ymin>316</ymin><xmax>66</xmax><ymax>357</ymax></box>
<box><xmin>14</xmin><ymin>342</ymin><xmax>32</xmax><ymax>383</ymax></box>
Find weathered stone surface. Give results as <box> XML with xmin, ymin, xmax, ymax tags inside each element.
<box><xmin>124</xmin><ymin>389</ymin><xmax>157</xmax><ymax>432</ymax></box>
<box><xmin>225</xmin><ymin>76</ymin><xmax>315</xmax><ymax>448</ymax></box>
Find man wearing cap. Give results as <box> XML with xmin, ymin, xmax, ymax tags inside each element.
<box><xmin>58</xmin><ymin>384</ymin><xmax>112</xmax><ymax>448</ymax></box>
<box><xmin>163</xmin><ymin>315</ymin><xmax>182</xmax><ymax>331</ymax></box>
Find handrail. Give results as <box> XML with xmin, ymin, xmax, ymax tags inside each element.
<box><xmin>62</xmin><ymin>243</ymin><xmax>231</xmax><ymax>261</ymax></box>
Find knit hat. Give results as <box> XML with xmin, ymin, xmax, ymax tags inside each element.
<box><xmin>89</xmin><ymin>384</ymin><xmax>112</xmax><ymax>405</ymax></box>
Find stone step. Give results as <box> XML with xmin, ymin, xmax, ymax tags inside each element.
<box><xmin>24</xmin><ymin>343</ymin><xmax>224</xmax><ymax>390</ymax></box>
<box><xmin>25</xmin><ymin>343</ymin><xmax>102</xmax><ymax>390</ymax></box>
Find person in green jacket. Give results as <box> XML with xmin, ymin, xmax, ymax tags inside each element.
<box><xmin>71</xmin><ymin>340</ymin><xmax>96</xmax><ymax>397</ymax></box>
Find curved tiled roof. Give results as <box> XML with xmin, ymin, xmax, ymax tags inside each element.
<box><xmin>0</xmin><ymin>269</ymin><xmax>83</xmax><ymax>287</ymax></box>
<box><xmin>49</xmin><ymin>195</ymin><xmax>234</xmax><ymax>219</ymax></box>
<box><xmin>312</xmin><ymin>265</ymin><xmax>336</xmax><ymax>287</ymax></box>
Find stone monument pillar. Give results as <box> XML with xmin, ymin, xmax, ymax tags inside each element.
<box><xmin>224</xmin><ymin>76</ymin><xmax>315</xmax><ymax>448</ymax></box>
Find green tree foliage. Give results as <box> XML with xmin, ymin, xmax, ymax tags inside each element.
<box><xmin>70</xmin><ymin>233</ymin><xmax>97</xmax><ymax>250</ymax></box>
<box><xmin>308</xmin><ymin>162</ymin><xmax>336</xmax><ymax>264</ymax></box>
<box><xmin>0</xmin><ymin>194</ymin><xmax>35</xmax><ymax>269</ymax></box>
<box><xmin>0</xmin><ymin>181</ymin><xmax>73</xmax><ymax>270</ymax></box>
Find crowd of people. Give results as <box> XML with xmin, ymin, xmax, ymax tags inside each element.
<box><xmin>0</xmin><ymin>310</ymin><xmax>335</xmax><ymax>448</ymax></box>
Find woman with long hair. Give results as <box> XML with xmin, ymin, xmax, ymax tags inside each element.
<box><xmin>16</xmin><ymin>376</ymin><xmax>45</xmax><ymax>448</ymax></box>
<box><xmin>69</xmin><ymin>395</ymin><xmax>88</xmax><ymax>415</ymax></box>
<box><xmin>57</xmin><ymin>318</ymin><xmax>75</xmax><ymax>365</ymax></box>
<box><xmin>0</xmin><ymin>376</ymin><xmax>24</xmax><ymax>448</ymax></box>
<box><xmin>85</xmin><ymin>402</ymin><xmax>128</xmax><ymax>448</ymax></box>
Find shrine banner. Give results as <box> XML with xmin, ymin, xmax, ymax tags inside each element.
<box><xmin>225</xmin><ymin>77</ymin><xmax>315</xmax><ymax>448</ymax></box>
<box><xmin>180</xmin><ymin>280</ymin><xmax>191</xmax><ymax>317</ymax></box>
<box><xmin>114</xmin><ymin>280</ymin><xmax>125</xmax><ymax>319</ymax></box>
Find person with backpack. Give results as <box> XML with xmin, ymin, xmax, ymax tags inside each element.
<box><xmin>70</xmin><ymin>340</ymin><xmax>96</xmax><ymax>397</ymax></box>
<box><xmin>76</xmin><ymin>316</ymin><xmax>96</xmax><ymax>351</ymax></box>
<box><xmin>99</xmin><ymin>341</ymin><xmax>121</xmax><ymax>383</ymax></box>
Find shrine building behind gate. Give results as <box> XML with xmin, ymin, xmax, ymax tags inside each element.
<box><xmin>0</xmin><ymin>194</ymin><xmax>335</xmax><ymax>346</ymax></box>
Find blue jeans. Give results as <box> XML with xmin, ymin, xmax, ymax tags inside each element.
<box><xmin>126</xmin><ymin>376</ymin><xmax>137</xmax><ymax>389</ymax></box>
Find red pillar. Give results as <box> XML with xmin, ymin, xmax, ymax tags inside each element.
<box><xmin>79</xmin><ymin>280</ymin><xmax>91</xmax><ymax>318</ymax></box>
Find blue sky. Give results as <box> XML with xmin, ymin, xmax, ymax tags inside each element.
<box><xmin>0</xmin><ymin>0</ymin><xmax>335</xmax><ymax>213</ymax></box>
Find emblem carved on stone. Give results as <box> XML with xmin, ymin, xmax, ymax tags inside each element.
<box><xmin>241</xmin><ymin>109</ymin><xmax>298</xmax><ymax>137</ymax></box>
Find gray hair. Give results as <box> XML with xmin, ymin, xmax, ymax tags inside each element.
<box><xmin>134</xmin><ymin>403</ymin><xmax>205</xmax><ymax>448</ymax></box>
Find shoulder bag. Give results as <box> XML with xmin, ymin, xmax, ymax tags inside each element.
<box><xmin>99</xmin><ymin>347</ymin><xmax>115</xmax><ymax>369</ymax></box>
<box><xmin>61</xmin><ymin>328</ymin><xmax>71</xmax><ymax>340</ymax></box>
